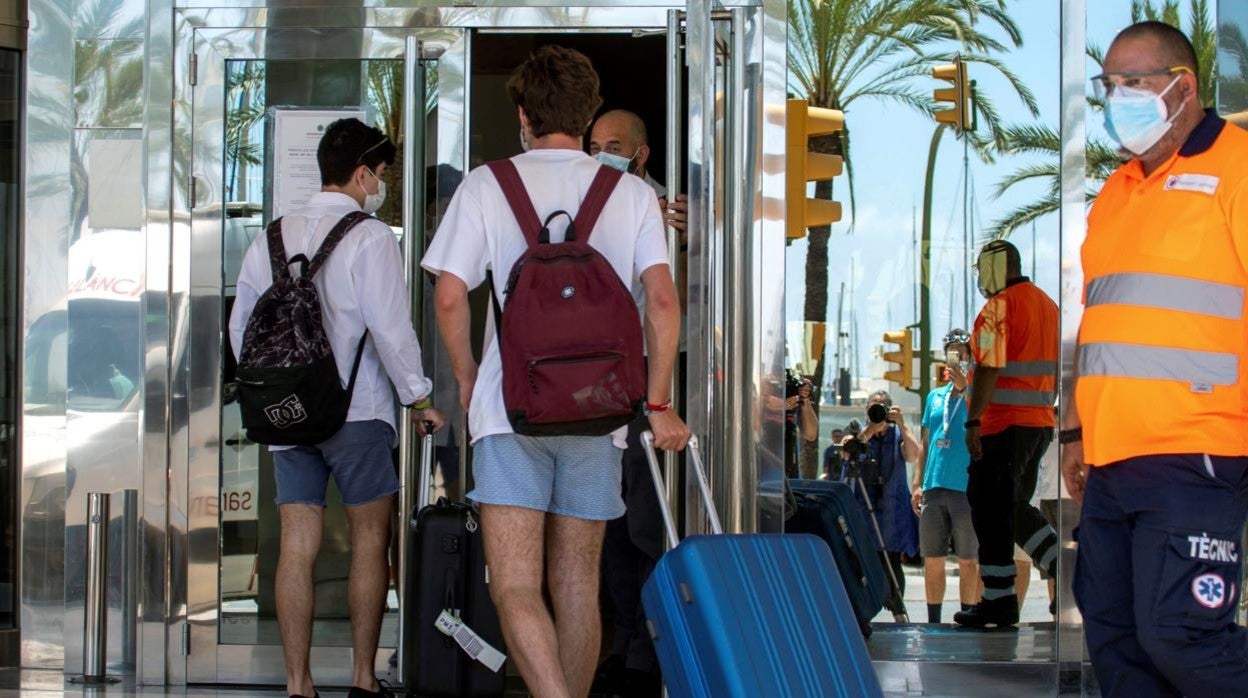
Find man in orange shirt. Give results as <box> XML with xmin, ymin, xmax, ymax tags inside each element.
<box><xmin>954</xmin><ymin>240</ymin><xmax>1059</xmax><ymax>629</ymax></box>
<box><xmin>1064</xmin><ymin>22</ymin><xmax>1248</xmax><ymax>696</ymax></box>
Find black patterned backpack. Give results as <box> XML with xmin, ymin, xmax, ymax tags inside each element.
<box><xmin>236</xmin><ymin>211</ymin><xmax>371</xmax><ymax>445</ymax></box>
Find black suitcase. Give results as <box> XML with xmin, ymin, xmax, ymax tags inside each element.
<box><xmin>406</xmin><ymin>431</ymin><xmax>507</xmax><ymax>697</ymax></box>
<box><xmin>787</xmin><ymin>479</ymin><xmax>901</xmax><ymax>635</ymax></box>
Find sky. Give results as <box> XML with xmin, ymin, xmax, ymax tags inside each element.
<box><xmin>783</xmin><ymin>1</ymin><xmax>1193</xmax><ymax>397</ymax></box>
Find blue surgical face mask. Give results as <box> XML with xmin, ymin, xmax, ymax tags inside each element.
<box><xmin>1104</xmin><ymin>74</ymin><xmax>1186</xmax><ymax>156</ymax></box>
<box><xmin>594</xmin><ymin>150</ymin><xmax>637</xmax><ymax>174</ymax></box>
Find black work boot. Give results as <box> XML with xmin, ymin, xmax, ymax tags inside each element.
<box><xmin>953</xmin><ymin>595</ymin><xmax>1019</xmax><ymax>628</ymax></box>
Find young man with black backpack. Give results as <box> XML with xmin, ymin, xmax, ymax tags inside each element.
<box><xmin>422</xmin><ymin>46</ymin><xmax>688</xmax><ymax>698</ymax></box>
<box><xmin>229</xmin><ymin>118</ymin><xmax>444</xmax><ymax>698</ymax></box>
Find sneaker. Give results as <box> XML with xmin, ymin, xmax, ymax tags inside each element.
<box><xmin>348</xmin><ymin>680</ymin><xmax>394</xmax><ymax>698</ymax></box>
<box><xmin>953</xmin><ymin>596</ymin><xmax>1019</xmax><ymax>628</ymax></box>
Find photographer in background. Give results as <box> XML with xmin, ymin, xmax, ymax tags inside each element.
<box><xmin>839</xmin><ymin>390</ymin><xmax>921</xmax><ymax>615</ymax></box>
<box><xmin>821</xmin><ymin>427</ymin><xmax>846</xmax><ymax>479</ymax></box>
<box><xmin>784</xmin><ymin>371</ymin><xmax>818</xmax><ymax>479</ymax></box>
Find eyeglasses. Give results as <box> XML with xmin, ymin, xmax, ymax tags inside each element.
<box><xmin>1090</xmin><ymin>65</ymin><xmax>1192</xmax><ymax>99</ymax></box>
<box><xmin>356</xmin><ymin>137</ymin><xmax>391</xmax><ymax>165</ymax></box>
<box><xmin>942</xmin><ymin>331</ymin><xmax>970</xmax><ymax>346</ymax></box>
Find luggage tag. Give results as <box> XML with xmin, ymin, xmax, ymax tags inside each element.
<box><xmin>435</xmin><ymin>609</ymin><xmax>507</xmax><ymax>673</ymax></box>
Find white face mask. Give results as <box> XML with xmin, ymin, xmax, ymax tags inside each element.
<box><xmin>594</xmin><ymin>150</ymin><xmax>638</xmax><ymax>174</ymax></box>
<box><xmin>1104</xmin><ymin>74</ymin><xmax>1186</xmax><ymax>156</ymax></box>
<box><xmin>360</xmin><ymin>167</ymin><xmax>386</xmax><ymax>214</ymax></box>
<box><xmin>519</xmin><ymin>128</ymin><xmax>531</xmax><ymax>152</ymax></box>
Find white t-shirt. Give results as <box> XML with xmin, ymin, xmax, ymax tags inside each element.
<box><xmin>230</xmin><ymin>192</ymin><xmax>433</xmax><ymax>449</ymax></box>
<box><xmin>420</xmin><ymin>149</ymin><xmax>669</xmax><ymax>445</ymax></box>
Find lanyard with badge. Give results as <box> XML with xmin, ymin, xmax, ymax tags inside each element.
<box><xmin>938</xmin><ymin>388</ymin><xmax>962</xmax><ymax>449</ymax></box>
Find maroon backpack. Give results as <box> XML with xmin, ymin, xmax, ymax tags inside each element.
<box><xmin>487</xmin><ymin>159</ymin><xmax>646</xmax><ymax>436</ymax></box>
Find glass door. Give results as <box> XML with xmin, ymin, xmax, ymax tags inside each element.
<box><xmin>185</xmin><ymin>25</ymin><xmax>467</xmax><ymax>686</ymax></box>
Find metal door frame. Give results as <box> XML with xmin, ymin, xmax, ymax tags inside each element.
<box><xmin>177</xmin><ymin>18</ymin><xmax>465</xmax><ymax>685</ymax></box>
<box><xmin>169</xmin><ymin>3</ymin><xmax>783</xmax><ymax>686</ymax></box>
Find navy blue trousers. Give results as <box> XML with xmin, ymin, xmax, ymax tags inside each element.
<box><xmin>1074</xmin><ymin>454</ymin><xmax>1248</xmax><ymax>697</ymax></box>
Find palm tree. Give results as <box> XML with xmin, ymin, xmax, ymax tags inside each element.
<box><xmin>989</xmin><ymin>0</ymin><xmax>1216</xmax><ymax>239</ymax></box>
<box><xmin>788</xmin><ymin>0</ymin><xmax>1039</xmax><ymax>338</ymax></box>
<box><xmin>1219</xmin><ymin>20</ymin><xmax>1248</xmax><ymax>124</ymax></box>
<box><xmin>787</xmin><ymin>0</ymin><xmax>1036</xmax><ymax>470</ymax></box>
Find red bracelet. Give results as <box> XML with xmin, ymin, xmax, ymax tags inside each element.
<box><xmin>644</xmin><ymin>400</ymin><xmax>672</xmax><ymax>414</ymax></box>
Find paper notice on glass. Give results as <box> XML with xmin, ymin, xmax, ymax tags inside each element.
<box><xmin>271</xmin><ymin>109</ymin><xmax>365</xmax><ymax>219</ymax></box>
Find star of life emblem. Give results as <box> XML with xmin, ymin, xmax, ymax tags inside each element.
<box><xmin>1192</xmin><ymin>573</ymin><xmax>1226</xmax><ymax>609</ymax></box>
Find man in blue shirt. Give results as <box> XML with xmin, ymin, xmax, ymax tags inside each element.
<box><xmin>912</xmin><ymin>330</ymin><xmax>980</xmax><ymax>623</ymax></box>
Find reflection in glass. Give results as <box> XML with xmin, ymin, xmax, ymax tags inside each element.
<box><xmin>218</xmin><ymin>57</ymin><xmax>405</xmax><ymax>647</ymax></box>
<box><xmin>0</xmin><ymin>49</ymin><xmax>18</xmax><ymax>628</ymax></box>
<box><xmin>1219</xmin><ymin>0</ymin><xmax>1248</xmax><ymax>118</ymax></box>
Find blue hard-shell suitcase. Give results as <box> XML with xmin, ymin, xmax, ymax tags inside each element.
<box><xmin>788</xmin><ymin>479</ymin><xmax>893</xmax><ymax>635</ymax></box>
<box><xmin>638</xmin><ymin>433</ymin><xmax>883</xmax><ymax>698</ymax></box>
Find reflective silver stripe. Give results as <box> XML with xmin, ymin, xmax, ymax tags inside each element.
<box><xmin>1022</xmin><ymin>528</ymin><xmax>1051</xmax><ymax>556</ymax></box>
<box><xmin>1086</xmin><ymin>273</ymin><xmax>1245</xmax><ymax>320</ymax></box>
<box><xmin>993</xmin><ymin>389</ymin><xmax>1056</xmax><ymax>406</ymax></box>
<box><xmin>1000</xmin><ymin>360</ymin><xmax>1058</xmax><ymax>378</ymax></box>
<box><xmin>1079</xmin><ymin>342</ymin><xmax>1239</xmax><ymax>386</ymax></box>
<box><xmin>980</xmin><ymin>564</ymin><xmax>1016</xmax><ymax>577</ymax></box>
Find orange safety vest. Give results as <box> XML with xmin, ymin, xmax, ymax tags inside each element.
<box><xmin>970</xmin><ymin>279</ymin><xmax>1059</xmax><ymax>437</ymax></box>
<box><xmin>1078</xmin><ymin>110</ymin><xmax>1248</xmax><ymax>467</ymax></box>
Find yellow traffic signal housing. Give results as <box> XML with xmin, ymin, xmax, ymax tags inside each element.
<box><xmin>786</xmin><ymin>99</ymin><xmax>845</xmax><ymax>240</ymax></box>
<box><xmin>932</xmin><ymin>59</ymin><xmax>970</xmax><ymax>132</ymax></box>
<box><xmin>882</xmin><ymin>329</ymin><xmax>914</xmax><ymax>388</ymax></box>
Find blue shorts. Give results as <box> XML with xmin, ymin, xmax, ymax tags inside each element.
<box><xmin>272</xmin><ymin>420</ymin><xmax>399</xmax><ymax>507</ymax></box>
<box><xmin>469</xmin><ymin>434</ymin><xmax>625</xmax><ymax>520</ymax></box>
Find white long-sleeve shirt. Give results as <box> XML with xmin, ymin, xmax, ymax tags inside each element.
<box><xmin>229</xmin><ymin>192</ymin><xmax>432</xmax><ymax>445</ymax></box>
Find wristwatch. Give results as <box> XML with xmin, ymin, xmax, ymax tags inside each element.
<box><xmin>1058</xmin><ymin>427</ymin><xmax>1082</xmax><ymax>444</ymax></box>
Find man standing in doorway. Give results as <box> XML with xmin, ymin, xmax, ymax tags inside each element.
<box><xmin>955</xmin><ymin>240</ymin><xmax>1059</xmax><ymax>628</ymax></box>
<box><xmin>587</xmin><ymin>108</ymin><xmax>685</xmax><ymax>697</ymax></box>
<box><xmin>230</xmin><ymin>118</ymin><xmax>445</xmax><ymax>698</ymax></box>
<box><xmin>423</xmin><ymin>47</ymin><xmax>689</xmax><ymax>698</ymax></box>
<box><xmin>1064</xmin><ymin>22</ymin><xmax>1248</xmax><ymax>696</ymax></box>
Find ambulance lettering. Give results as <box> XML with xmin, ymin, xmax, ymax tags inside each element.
<box><xmin>1187</xmin><ymin>533</ymin><xmax>1239</xmax><ymax>563</ymax></box>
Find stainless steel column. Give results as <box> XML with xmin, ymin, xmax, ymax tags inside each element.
<box><xmin>81</xmin><ymin>493</ymin><xmax>110</xmax><ymax>682</ymax></box>
<box><xmin>683</xmin><ymin>0</ymin><xmax>715</xmax><ymax>538</ymax></box>
<box><xmin>396</xmin><ymin>34</ymin><xmax>425</xmax><ymax>686</ymax></box>
<box><xmin>664</xmin><ymin>9</ymin><xmax>684</xmax><ymax>540</ymax></box>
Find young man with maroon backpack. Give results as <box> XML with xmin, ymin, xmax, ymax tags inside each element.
<box><xmin>229</xmin><ymin>118</ymin><xmax>444</xmax><ymax>698</ymax></box>
<box><xmin>422</xmin><ymin>46</ymin><xmax>688</xmax><ymax>698</ymax></box>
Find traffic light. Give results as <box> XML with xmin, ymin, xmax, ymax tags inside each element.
<box><xmin>882</xmin><ymin>329</ymin><xmax>914</xmax><ymax>388</ymax></box>
<box><xmin>932</xmin><ymin>57</ymin><xmax>970</xmax><ymax>132</ymax></box>
<box><xmin>786</xmin><ymin>99</ymin><xmax>845</xmax><ymax>240</ymax></box>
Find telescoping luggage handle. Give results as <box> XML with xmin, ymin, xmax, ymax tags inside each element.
<box><xmin>417</xmin><ymin>422</ymin><xmax>436</xmax><ymax>510</ymax></box>
<box><xmin>641</xmin><ymin>431</ymin><xmax>722</xmax><ymax>549</ymax></box>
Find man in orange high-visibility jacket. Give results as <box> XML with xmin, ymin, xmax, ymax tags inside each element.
<box><xmin>1064</xmin><ymin>21</ymin><xmax>1248</xmax><ymax>697</ymax></box>
<box><xmin>953</xmin><ymin>240</ymin><xmax>1060</xmax><ymax>629</ymax></box>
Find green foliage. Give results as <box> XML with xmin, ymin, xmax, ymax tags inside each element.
<box><xmin>989</xmin><ymin>0</ymin><xmax>1217</xmax><ymax>239</ymax></box>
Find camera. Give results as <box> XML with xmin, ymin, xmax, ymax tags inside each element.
<box><xmin>867</xmin><ymin>402</ymin><xmax>890</xmax><ymax>424</ymax></box>
<box><xmin>784</xmin><ymin>369</ymin><xmax>804</xmax><ymax>398</ymax></box>
<box><xmin>840</xmin><ymin>420</ymin><xmax>882</xmax><ymax>485</ymax></box>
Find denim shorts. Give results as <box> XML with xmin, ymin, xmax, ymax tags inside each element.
<box><xmin>469</xmin><ymin>433</ymin><xmax>625</xmax><ymax>520</ymax></box>
<box><xmin>272</xmin><ymin>420</ymin><xmax>398</xmax><ymax>507</ymax></box>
